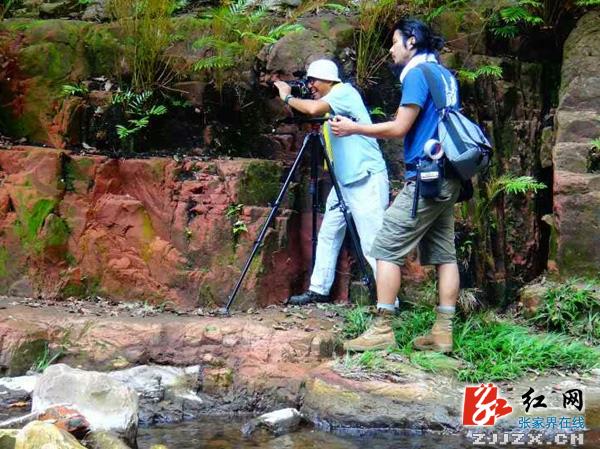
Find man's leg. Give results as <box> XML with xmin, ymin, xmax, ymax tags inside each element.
<box><xmin>414</xmin><ymin>178</ymin><xmax>461</xmax><ymax>353</ymax></box>
<box><xmin>341</xmin><ymin>171</ymin><xmax>389</xmax><ymax>276</ymax></box>
<box><xmin>342</xmin><ymin>258</ymin><xmax>399</xmax><ymax>352</ymax></box>
<box><xmin>438</xmin><ymin>262</ymin><xmax>459</xmax><ymax>307</ymax></box>
<box><xmin>376</xmin><ymin>259</ymin><xmax>401</xmax><ymax>306</ymax></box>
<box><xmin>288</xmin><ymin>189</ymin><xmax>345</xmax><ymax>305</ymax></box>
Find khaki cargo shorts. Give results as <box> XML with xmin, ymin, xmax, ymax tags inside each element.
<box><xmin>369</xmin><ymin>177</ymin><xmax>461</xmax><ymax>266</ymax></box>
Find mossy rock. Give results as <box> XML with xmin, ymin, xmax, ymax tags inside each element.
<box><xmin>237</xmin><ymin>160</ymin><xmax>283</xmax><ymax>206</ymax></box>
<box><xmin>8</xmin><ymin>338</ymin><xmax>48</xmax><ymax>376</ymax></box>
<box><xmin>0</xmin><ymin>430</ymin><xmax>18</xmax><ymax>449</ymax></box>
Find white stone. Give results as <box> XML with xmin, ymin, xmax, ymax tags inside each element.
<box><xmin>0</xmin><ymin>374</ymin><xmax>39</xmax><ymax>394</ymax></box>
<box><xmin>258</xmin><ymin>408</ymin><xmax>302</xmax><ymax>434</ymax></box>
<box><xmin>107</xmin><ymin>364</ymin><xmax>201</xmax><ymax>403</ymax></box>
<box><xmin>32</xmin><ymin>364</ymin><xmax>138</xmax><ymax>446</ymax></box>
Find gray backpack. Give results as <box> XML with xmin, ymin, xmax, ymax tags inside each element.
<box><xmin>419</xmin><ymin>63</ymin><xmax>492</xmax><ymax>181</ymax></box>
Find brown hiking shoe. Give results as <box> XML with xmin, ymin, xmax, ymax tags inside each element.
<box><xmin>413</xmin><ymin>310</ymin><xmax>454</xmax><ymax>353</ymax></box>
<box><xmin>343</xmin><ymin>309</ymin><xmax>396</xmax><ymax>352</ymax></box>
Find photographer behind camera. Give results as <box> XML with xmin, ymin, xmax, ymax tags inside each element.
<box><xmin>330</xmin><ymin>20</ymin><xmax>460</xmax><ymax>353</ymax></box>
<box><xmin>272</xmin><ymin>59</ymin><xmax>389</xmax><ymax>306</ymax></box>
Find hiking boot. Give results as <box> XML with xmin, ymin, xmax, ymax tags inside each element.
<box><xmin>413</xmin><ymin>309</ymin><xmax>454</xmax><ymax>353</ymax></box>
<box><xmin>343</xmin><ymin>308</ymin><xmax>396</xmax><ymax>352</ymax></box>
<box><xmin>287</xmin><ymin>290</ymin><xmax>331</xmax><ymax>306</ymax></box>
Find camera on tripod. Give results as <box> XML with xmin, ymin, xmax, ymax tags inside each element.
<box><xmin>266</xmin><ymin>79</ymin><xmax>312</xmax><ymax>99</ymax></box>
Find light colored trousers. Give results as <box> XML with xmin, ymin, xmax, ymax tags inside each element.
<box><xmin>309</xmin><ymin>170</ymin><xmax>389</xmax><ymax>295</ymax></box>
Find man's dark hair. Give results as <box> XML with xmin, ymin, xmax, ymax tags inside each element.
<box><xmin>392</xmin><ymin>19</ymin><xmax>445</xmax><ymax>54</ymax></box>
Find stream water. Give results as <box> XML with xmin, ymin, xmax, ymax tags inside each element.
<box><xmin>137</xmin><ymin>416</ymin><xmax>461</xmax><ymax>449</ymax></box>
<box><xmin>137</xmin><ymin>416</ymin><xmax>599</xmax><ymax>449</ymax></box>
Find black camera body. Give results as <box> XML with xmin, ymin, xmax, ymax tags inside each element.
<box><xmin>266</xmin><ymin>79</ymin><xmax>312</xmax><ymax>100</ymax></box>
<box><xmin>285</xmin><ymin>79</ymin><xmax>312</xmax><ymax>99</ymax></box>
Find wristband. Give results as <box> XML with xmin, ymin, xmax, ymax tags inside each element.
<box><xmin>284</xmin><ymin>94</ymin><xmax>293</xmax><ymax>105</ymax></box>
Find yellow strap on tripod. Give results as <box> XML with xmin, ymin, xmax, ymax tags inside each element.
<box><xmin>321</xmin><ymin>83</ymin><xmax>343</xmax><ymax>170</ymax></box>
<box><xmin>322</xmin><ymin>114</ymin><xmax>333</xmax><ymax>171</ymax></box>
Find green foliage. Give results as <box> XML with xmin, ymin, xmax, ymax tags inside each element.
<box><xmin>354</xmin><ymin>0</ymin><xmax>398</xmax><ymax>89</ymax></box>
<box><xmin>112</xmin><ymin>89</ymin><xmax>168</xmax><ymax>150</ymax></box>
<box><xmin>476</xmin><ymin>174</ymin><xmax>546</xmax><ymax>223</ymax></box>
<box><xmin>457</xmin><ymin>64</ymin><xmax>503</xmax><ymax>83</ymax></box>
<box><xmin>225</xmin><ymin>203</ymin><xmax>248</xmax><ymax>247</ymax></box>
<box><xmin>392</xmin><ymin>305</ymin><xmax>436</xmax><ymax>351</ymax></box>
<box><xmin>108</xmin><ymin>0</ymin><xmax>178</xmax><ymax>91</ymax></box>
<box><xmin>532</xmin><ymin>279</ymin><xmax>600</xmax><ymax>344</ymax></box>
<box><xmin>0</xmin><ymin>246</ymin><xmax>8</xmax><ymax>278</ymax></box>
<box><xmin>32</xmin><ymin>342</ymin><xmax>65</xmax><ymax>373</ymax></box>
<box><xmin>369</xmin><ymin>106</ymin><xmax>387</xmax><ymax>118</ymax></box>
<box><xmin>193</xmin><ymin>0</ymin><xmax>304</xmax><ymax>92</ymax></box>
<box><xmin>591</xmin><ymin>138</ymin><xmax>600</xmax><ymax>152</ymax></box>
<box><xmin>454</xmin><ymin>314</ymin><xmax>600</xmax><ymax>381</ymax></box>
<box><xmin>576</xmin><ymin>0</ymin><xmax>600</xmax><ymax>5</ymax></box>
<box><xmin>62</xmin><ymin>83</ymin><xmax>89</xmax><ymax>98</ymax></box>
<box><xmin>342</xmin><ymin>305</ymin><xmax>372</xmax><ymax>339</ymax></box>
<box><xmin>489</xmin><ymin>0</ymin><xmax>544</xmax><ymax>38</ymax></box>
<box><xmin>0</xmin><ymin>0</ymin><xmax>17</xmax><ymax>20</ymax></box>
<box><xmin>13</xmin><ymin>199</ymin><xmax>69</xmax><ymax>254</ymax></box>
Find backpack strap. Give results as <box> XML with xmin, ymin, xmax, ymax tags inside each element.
<box><xmin>418</xmin><ymin>63</ymin><xmax>448</xmax><ymax>111</ymax></box>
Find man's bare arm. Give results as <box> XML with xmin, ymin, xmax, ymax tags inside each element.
<box><xmin>330</xmin><ymin>105</ymin><xmax>420</xmax><ymax>139</ymax></box>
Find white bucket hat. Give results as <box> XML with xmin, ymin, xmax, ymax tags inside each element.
<box><xmin>306</xmin><ymin>59</ymin><xmax>341</xmax><ymax>82</ymax></box>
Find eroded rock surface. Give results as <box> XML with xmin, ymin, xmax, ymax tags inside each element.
<box><xmin>553</xmin><ymin>10</ymin><xmax>600</xmax><ymax>276</ymax></box>
<box><xmin>0</xmin><ymin>147</ymin><xmax>307</xmax><ymax>308</ymax></box>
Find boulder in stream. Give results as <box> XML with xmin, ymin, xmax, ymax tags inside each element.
<box><xmin>32</xmin><ymin>364</ymin><xmax>138</xmax><ymax>446</ymax></box>
<box><xmin>241</xmin><ymin>407</ymin><xmax>302</xmax><ymax>436</ymax></box>
<box><xmin>14</xmin><ymin>421</ymin><xmax>85</xmax><ymax>449</ymax></box>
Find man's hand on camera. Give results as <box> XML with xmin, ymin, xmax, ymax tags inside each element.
<box><xmin>330</xmin><ymin>115</ymin><xmax>357</xmax><ymax>137</ymax></box>
<box><xmin>273</xmin><ymin>81</ymin><xmax>291</xmax><ymax>102</ymax></box>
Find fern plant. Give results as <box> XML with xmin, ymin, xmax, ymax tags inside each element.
<box><xmin>61</xmin><ymin>83</ymin><xmax>89</xmax><ymax>97</ymax></box>
<box><xmin>193</xmin><ymin>0</ymin><xmax>304</xmax><ymax>93</ymax></box>
<box><xmin>457</xmin><ymin>64</ymin><xmax>503</xmax><ymax>83</ymax></box>
<box><xmin>489</xmin><ymin>0</ymin><xmax>545</xmax><ymax>38</ymax></box>
<box><xmin>112</xmin><ymin>90</ymin><xmax>168</xmax><ymax>150</ymax></box>
<box><xmin>476</xmin><ymin>174</ymin><xmax>546</xmax><ymax>222</ymax></box>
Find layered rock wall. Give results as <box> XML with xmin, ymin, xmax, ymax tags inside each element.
<box><xmin>553</xmin><ymin>11</ymin><xmax>600</xmax><ymax>276</ymax></box>
<box><xmin>0</xmin><ymin>146</ymin><xmax>309</xmax><ymax>308</ymax></box>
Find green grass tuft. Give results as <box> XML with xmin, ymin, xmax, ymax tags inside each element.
<box><xmin>454</xmin><ymin>314</ymin><xmax>600</xmax><ymax>382</ymax></box>
<box><xmin>342</xmin><ymin>305</ymin><xmax>372</xmax><ymax>339</ymax></box>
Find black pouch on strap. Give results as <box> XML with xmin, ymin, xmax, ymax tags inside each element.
<box><xmin>417</xmin><ymin>158</ymin><xmax>443</xmax><ymax>199</ymax></box>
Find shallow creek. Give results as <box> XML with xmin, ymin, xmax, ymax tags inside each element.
<box><xmin>137</xmin><ymin>416</ymin><xmax>599</xmax><ymax>449</ymax></box>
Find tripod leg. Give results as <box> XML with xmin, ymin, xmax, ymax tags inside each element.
<box><xmin>319</xmin><ymin>138</ymin><xmax>376</xmax><ymax>303</ymax></box>
<box><xmin>223</xmin><ymin>133</ymin><xmax>313</xmax><ymax>313</ymax></box>
<box><xmin>310</xmin><ymin>133</ymin><xmax>319</xmax><ymax>272</ymax></box>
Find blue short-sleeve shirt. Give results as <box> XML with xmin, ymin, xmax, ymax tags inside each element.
<box><xmin>400</xmin><ymin>63</ymin><xmax>459</xmax><ymax>179</ymax></box>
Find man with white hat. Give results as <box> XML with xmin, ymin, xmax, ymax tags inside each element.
<box><xmin>273</xmin><ymin>59</ymin><xmax>389</xmax><ymax>306</ymax></box>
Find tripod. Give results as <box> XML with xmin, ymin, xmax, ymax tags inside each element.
<box><xmin>222</xmin><ymin>116</ymin><xmax>376</xmax><ymax>314</ymax></box>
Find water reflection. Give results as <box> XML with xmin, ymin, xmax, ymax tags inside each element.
<box><xmin>138</xmin><ymin>416</ymin><xmax>599</xmax><ymax>449</ymax></box>
<box><xmin>138</xmin><ymin>416</ymin><xmax>466</xmax><ymax>449</ymax></box>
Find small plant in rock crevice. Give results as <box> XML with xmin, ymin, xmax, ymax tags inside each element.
<box><xmin>31</xmin><ymin>342</ymin><xmax>65</xmax><ymax>373</ymax></box>
<box><xmin>225</xmin><ymin>203</ymin><xmax>248</xmax><ymax>249</ymax></box>
<box><xmin>111</xmin><ymin>89</ymin><xmax>168</xmax><ymax>151</ymax></box>
<box><xmin>62</xmin><ymin>83</ymin><xmax>89</xmax><ymax>98</ymax></box>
